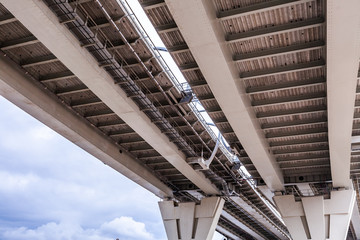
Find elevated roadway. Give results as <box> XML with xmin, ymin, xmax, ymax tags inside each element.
<box><xmin>0</xmin><ymin>0</ymin><xmax>359</xmax><ymax>239</ymax></box>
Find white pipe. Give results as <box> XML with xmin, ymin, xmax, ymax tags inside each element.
<box><xmin>204</xmin><ymin>133</ymin><xmax>221</xmax><ymax>168</ymax></box>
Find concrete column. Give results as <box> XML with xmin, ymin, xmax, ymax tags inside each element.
<box><xmin>327</xmin><ymin>0</ymin><xmax>360</xmax><ymax>188</ymax></box>
<box><xmin>159</xmin><ymin>197</ymin><xmax>224</xmax><ymax>240</ymax></box>
<box><xmin>274</xmin><ymin>189</ymin><xmax>356</xmax><ymax>240</ymax></box>
<box><xmin>351</xmin><ymin>202</ymin><xmax>360</xmax><ymax>239</ymax></box>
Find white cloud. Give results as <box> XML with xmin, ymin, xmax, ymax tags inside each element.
<box><xmin>0</xmin><ymin>171</ymin><xmax>38</xmax><ymax>192</ymax></box>
<box><xmin>0</xmin><ymin>89</ymin><xmax>223</xmax><ymax>240</ymax></box>
<box><xmin>1</xmin><ymin>222</ymin><xmax>109</xmax><ymax>240</ymax></box>
<box><xmin>0</xmin><ymin>217</ymin><xmax>155</xmax><ymax>240</ymax></box>
<box><xmin>100</xmin><ymin>217</ymin><xmax>154</xmax><ymax>240</ymax></box>
<box><xmin>0</xmin><ymin>97</ymin><xmax>167</xmax><ymax>239</ymax></box>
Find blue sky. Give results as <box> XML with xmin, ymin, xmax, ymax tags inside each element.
<box><xmin>0</xmin><ymin>98</ymin><xmax>226</xmax><ymax>240</ymax></box>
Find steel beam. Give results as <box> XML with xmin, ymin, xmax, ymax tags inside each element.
<box><xmin>84</xmin><ymin>109</ymin><xmax>116</xmax><ymax>119</ymax></box>
<box><xmin>257</xmin><ymin>105</ymin><xmax>327</xmax><ymax>119</ymax></box>
<box><xmin>273</xmin><ymin>145</ymin><xmax>329</xmax><ymax>155</ymax></box>
<box><xmin>109</xmin><ymin>129</ymin><xmax>136</xmax><ymax>137</ymax></box>
<box><xmin>107</xmin><ymin>38</ymin><xmax>138</xmax><ymax>51</ymax></box>
<box><xmin>353</xmin><ymin>123</ymin><xmax>360</xmax><ymax>130</ymax></box>
<box><xmin>269</xmin><ymin>136</ymin><xmax>328</xmax><ymax>147</ymax></box>
<box><xmin>276</xmin><ymin>153</ymin><xmax>329</xmax><ymax>162</ymax></box>
<box><xmin>179</xmin><ymin>62</ymin><xmax>199</xmax><ymax>71</ymax></box>
<box><xmin>55</xmin><ymin>84</ymin><xmax>89</xmax><ymax>96</ymax></box>
<box><xmin>281</xmin><ymin>163</ymin><xmax>330</xmax><ymax>171</ymax></box>
<box><xmin>70</xmin><ymin>97</ymin><xmax>102</xmax><ymax>108</ymax></box>
<box><xmin>130</xmin><ymin>76</ymin><xmax>151</xmax><ymax>83</ymax></box>
<box><xmin>278</xmin><ymin>158</ymin><xmax>329</xmax><ymax>165</ymax></box>
<box><xmin>138</xmin><ymin>155</ymin><xmax>163</xmax><ymax>161</ymax></box>
<box><xmin>197</xmin><ymin>93</ymin><xmax>215</xmax><ymax>101</ymax></box>
<box><xmin>89</xmin><ymin>15</ymin><xmax>124</xmax><ymax>30</ymax></box>
<box><xmin>266</xmin><ymin>127</ymin><xmax>328</xmax><ymax>138</ymax></box>
<box><xmin>122</xmin><ymin>61</ymin><xmax>142</xmax><ymax>69</ymax></box>
<box><xmin>39</xmin><ymin>71</ymin><xmax>75</xmax><ymax>82</ymax></box>
<box><xmin>252</xmin><ymin>92</ymin><xmax>326</xmax><ymax>107</ymax></box>
<box><xmin>189</xmin><ymin>79</ymin><xmax>207</xmax><ymax>88</ymax></box>
<box><xmin>4</xmin><ymin>0</ymin><xmax>219</xmax><ymax>195</ymax></box>
<box><xmin>217</xmin><ymin>0</ymin><xmax>313</xmax><ymax>20</ymax></box>
<box><xmin>165</xmin><ymin>0</ymin><xmax>284</xmax><ymax>191</ymax></box>
<box><xmin>353</xmin><ymin>112</ymin><xmax>360</xmax><ymax>119</ymax></box>
<box><xmin>204</xmin><ymin>106</ymin><xmax>223</xmax><ymax>114</ymax></box>
<box><xmin>354</xmin><ymin>100</ymin><xmax>360</xmax><ymax>108</ymax></box>
<box><xmin>155</xmin><ymin>22</ymin><xmax>178</xmax><ymax>33</ymax></box>
<box><xmin>226</xmin><ymin>17</ymin><xmax>325</xmax><ymax>43</ymax></box>
<box><xmin>213</xmin><ymin>117</ymin><xmax>228</xmax><ymax>124</ymax></box>
<box><xmin>97</xmin><ymin>119</ymin><xmax>126</xmax><ymax>128</ymax></box>
<box><xmin>68</xmin><ymin>0</ymin><xmax>94</xmax><ymax>4</ymax></box>
<box><xmin>0</xmin><ymin>13</ymin><xmax>16</xmax><ymax>25</ymax></box>
<box><xmin>0</xmin><ymin>35</ymin><xmax>40</xmax><ymax>50</ymax></box>
<box><xmin>262</xmin><ymin>117</ymin><xmax>327</xmax><ymax>130</ymax></box>
<box><xmin>120</xmin><ymin>139</ymin><xmax>146</xmax><ymax>145</ymax></box>
<box><xmin>148</xmin><ymin>164</ymin><xmax>174</xmax><ymax>171</ymax></box>
<box><xmin>141</xmin><ymin>0</ymin><xmax>166</xmax><ymax>10</ymax></box>
<box><xmin>326</xmin><ymin>0</ymin><xmax>360</xmax><ymax>188</ymax></box>
<box><xmin>21</xmin><ymin>54</ymin><xmax>58</xmax><ymax>67</ymax></box>
<box><xmin>0</xmin><ymin>53</ymin><xmax>173</xmax><ymax>198</ymax></box>
<box><xmin>246</xmin><ymin>77</ymin><xmax>326</xmax><ymax>94</ymax></box>
<box><xmin>241</xmin><ymin>59</ymin><xmax>325</xmax><ymax>80</ymax></box>
<box><xmin>235</xmin><ymin>40</ymin><xmax>325</xmax><ymax>62</ymax></box>
<box><xmin>167</xmin><ymin>43</ymin><xmax>189</xmax><ymax>53</ymax></box>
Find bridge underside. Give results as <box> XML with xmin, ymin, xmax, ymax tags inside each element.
<box><xmin>0</xmin><ymin>0</ymin><xmax>360</xmax><ymax>239</ymax></box>
<box><xmin>141</xmin><ymin>0</ymin><xmax>360</xmax><ymax>238</ymax></box>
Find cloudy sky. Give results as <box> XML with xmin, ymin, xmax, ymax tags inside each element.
<box><xmin>0</xmin><ymin>96</ymin><xmax>227</xmax><ymax>240</ymax></box>
<box><xmin>0</xmin><ymin>0</ymin><xmax>227</xmax><ymax>239</ymax></box>
<box><xmin>0</xmin><ymin>95</ymin><xmax>166</xmax><ymax>240</ymax></box>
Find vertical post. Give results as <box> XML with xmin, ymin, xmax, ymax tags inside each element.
<box><xmin>274</xmin><ymin>189</ymin><xmax>356</xmax><ymax>240</ymax></box>
<box><xmin>158</xmin><ymin>197</ymin><xmax>224</xmax><ymax>240</ymax></box>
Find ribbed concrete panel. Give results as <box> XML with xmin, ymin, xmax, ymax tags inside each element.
<box><xmin>164</xmin><ymin>0</ymin><xmax>284</xmax><ymax>191</ymax></box>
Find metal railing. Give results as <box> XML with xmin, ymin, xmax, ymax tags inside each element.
<box><xmin>119</xmin><ymin>0</ymin><xmax>288</xmax><ymax>234</ymax></box>
<box><xmin>120</xmin><ymin>0</ymin><xmax>244</xmax><ymax>169</ymax></box>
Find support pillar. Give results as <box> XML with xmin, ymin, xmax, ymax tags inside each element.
<box><xmin>274</xmin><ymin>189</ymin><xmax>356</xmax><ymax>240</ymax></box>
<box><xmin>351</xmin><ymin>201</ymin><xmax>360</xmax><ymax>240</ymax></box>
<box><xmin>159</xmin><ymin>197</ymin><xmax>224</xmax><ymax>240</ymax></box>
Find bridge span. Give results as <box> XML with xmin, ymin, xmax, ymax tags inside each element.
<box><xmin>0</xmin><ymin>0</ymin><xmax>359</xmax><ymax>239</ymax></box>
